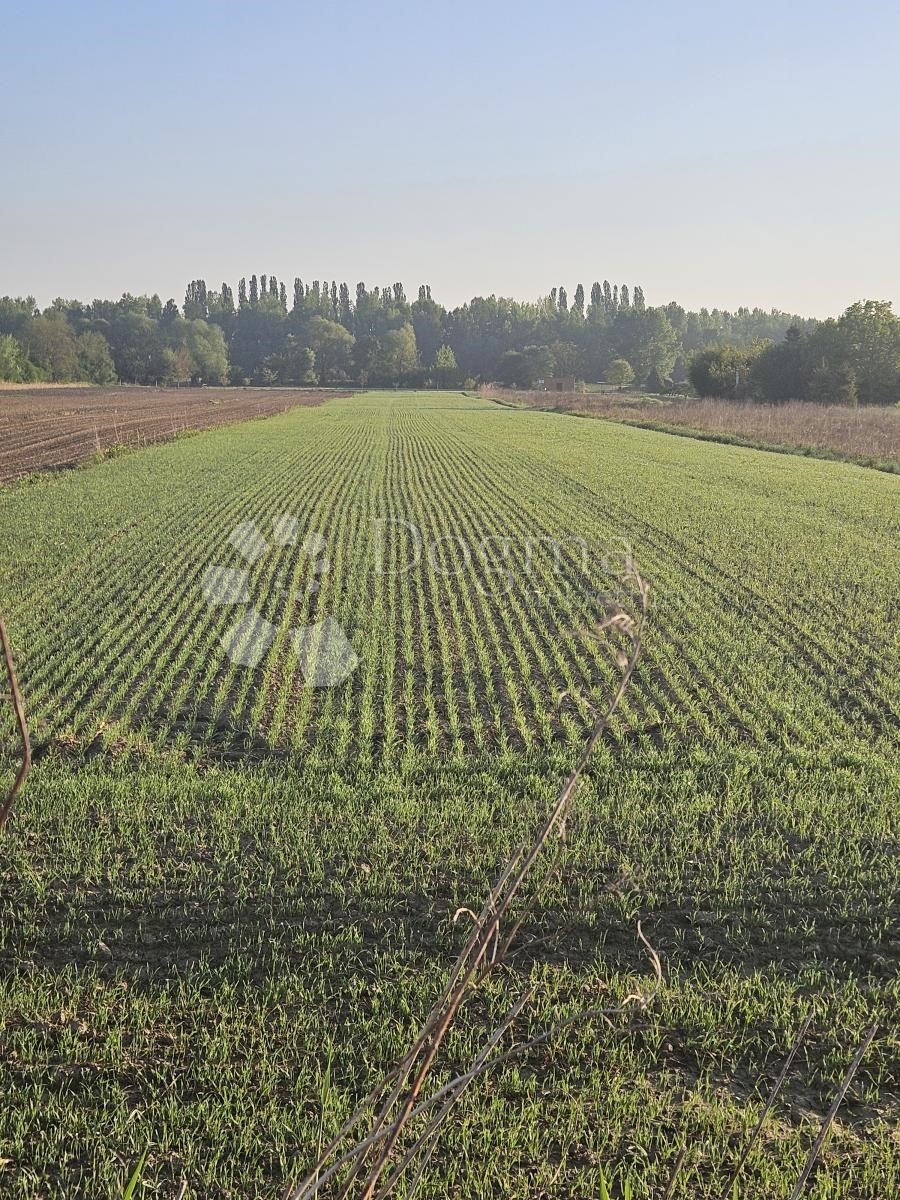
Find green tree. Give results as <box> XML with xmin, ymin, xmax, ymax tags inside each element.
<box><xmin>0</xmin><ymin>296</ymin><xmax>36</xmax><ymax>336</ymax></box>
<box><xmin>161</xmin><ymin>298</ymin><xmax>180</xmax><ymax>324</ymax></box>
<box><xmin>265</xmin><ymin>336</ymin><xmax>316</xmax><ymax>385</ymax></box>
<box><xmin>18</xmin><ymin>314</ymin><xmax>78</xmax><ymax>380</ymax></box>
<box><xmin>645</xmin><ymin>365</ymin><xmax>666</xmax><ymax>394</ymax></box>
<box><xmin>183</xmin><ymin>280</ymin><xmax>208</xmax><ymax>320</ymax></box>
<box><xmin>75</xmin><ymin>331</ymin><xmax>116</xmax><ymax>383</ymax></box>
<box><xmin>494</xmin><ymin>345</ymin><xmax>555</xmax><ymax>388</ymax></box>
<box><xmin>373</xmin><ymin>323</ymin><xmax>419</xmax><ymax>384</ymax></box>
<box><xmin>185</xmin><ymin>320</ymin><xmax>229</xmax><ymax>384</ymax></box>
<box><xmin>338</xmin><ymin>283</ymin><xmax>352</xmax><ymax>329</ymax></box>
<box><xmin>688</xmin><ymin>344</ymin><xmax>760</xmax><ymax>399</ymax></box>
<box><xmin>548</xmin><ymin>339</ymin><xmax>580</xmax><ymax>376</ymax></box>
<box><xmin>105</xmin><ymin>311</ymin><xmax>156</xmax><ymax>382</ymax></box>
<box><xmin>0</xmin><ymin>333</ymin><xmax>33</xmax><ymax>381</ymax></box>
<box><xmin>433</xmin><ymin>343</ymin><xmax>459</xmax><ymax>387</ymax></box>
<box><xmin>606</xmin><ymin>358</ymin><xmax>635</xmax><ymax>388</ymax></box>
<box><xmin>495</xmin><ymin>351</ymin><xmax>527</xmax><ymax>387</ymax></box>
<box><xmin>751</xmin><ymin>327</ymin><xmax>808</xmax><ymax>402</ymax></box>
<box><xmin>411</xmin><ymin>286</ymin><xmax>446</xmax><ymax>367</ymax></box>
<box><xmin>168</xmin><ymin>343</ymin><xmax>195</xmax><ymax>383</ymax></box>
<box><xmin>308</xmin><ymin>316</ymin><xmax>355</xmax><ymax>383</ymax></box>
<box><xmin>809</xmin><ymin>361</ymin><xmax>858</xmax><ymax>406</ymax></box>
<box><xmin>613</xmin><ymin>308</ymin><xmax>678</xmax><ymax>382</ymax></box>
<box><xmin>829</xmin><ymin>300</ymin><xmax>900</xmax><ymax>404</ymax></box>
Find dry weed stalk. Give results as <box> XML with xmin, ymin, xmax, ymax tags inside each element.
<box><xmin>285</xmin><ymin>560</ymin><xmax>654</xmax><ymax>1200</ymax></box>
<box><xmin>0</xmin><ymin>615</ymin><xmax>30</xmax><ymax>833</ymax></box>
<box><xmin>661</xmin><ymin>1147</ymin><xmax>686</xmax><ymax>1200</ymax></box>
<box><xmin>720</xmin><ymin>1012</ymin><xmax>812</xmax><ymax>1199</ymax></box>
<box><xmin>788</xmin><ymin>1023</ymin><xmax>878</xmax><ymax>1200</ymax></box>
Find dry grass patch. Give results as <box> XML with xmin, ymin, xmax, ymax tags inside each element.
<box><xmin>483</xmin><ymin>387</ymin><xmax>900</xmax><ymax>468</ymax></box>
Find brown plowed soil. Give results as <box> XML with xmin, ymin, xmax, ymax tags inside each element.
<box><xmin>0</xmin><ymin>386</ymin><xmax>347</xmax><ymax>483</ymax></box>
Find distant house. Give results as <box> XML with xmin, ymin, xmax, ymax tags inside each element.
<box><xmin>538</xmin><ymin>375</ymin><xmax>577</xmax><ymax>393</ymax></box>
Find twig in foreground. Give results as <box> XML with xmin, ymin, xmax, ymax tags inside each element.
<box><xmin>720</xmin><ymin>1011</ymin><xmax>812</xmax><ymax>1199</ymax></box>
<box><xmin>285</xmin><ymin>561</ymin><xmax>651</xmax><ymax>1200</ymax></box>
<box><xmin>0</xmin><ymin>615</ymin><xmax>31</xmax><ymax>834</ymax></box>
<box><xmin>788</xmin><ymin>1023</ymin><xmax>878</xmax><ymax>1200</ymax></box>
<box><xmin>662</xmin><ymin>1146</ymin><xmax>686</xmax><ymax>1200</ymax></box>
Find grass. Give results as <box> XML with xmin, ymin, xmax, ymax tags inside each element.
<box><xmin>0</xmin><ymin>390</ymin><xmax>898</xmax><ymax>1197</ymax></box>
<box><xmin>0</xmin><ymin>381</ymin><xmax>96</xmax><ymax>390</ymax></box>
<box><xmin>612</xmin><ymin>419</ymin><xmax>900</xmax><ymax>474</ymax></box>
<box><xmin>483</xmin><ymin>388</ymin><xmax>900</xmax><ymax>473</ymax></box>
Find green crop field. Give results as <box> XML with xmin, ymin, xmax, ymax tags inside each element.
<box><xmin>0</xmin><ymin>390</ymin><xmax>898</xmax><ymax>1198</ymax></box>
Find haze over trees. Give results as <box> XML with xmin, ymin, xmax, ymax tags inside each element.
<box><xmin>1</xmin><ymin>278</ymin><xmax>898</xmax><ymax>404</ymax></box>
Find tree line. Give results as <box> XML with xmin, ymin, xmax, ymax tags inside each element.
<box><xmin>689</xmin><ymin>301</ymin><xmax>900</xmax><ymax>406</ymax></box>
<box><xmin>1</xmin><ymin>274</ymin><xmax>896</xmax><ymax>404</ymax></box>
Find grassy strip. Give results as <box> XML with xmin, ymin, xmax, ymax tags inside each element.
<box><xmin>614</xmin><ymin>415</ymin><xmax>900</xmax><ymax>473</ymax></box>
<box><xmin>487</xmin><ymin>392</ymin><xmax>900</xmax><ymax>473</ymax></box>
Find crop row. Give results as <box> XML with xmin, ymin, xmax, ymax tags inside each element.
<box><xmin>1</xmin><ymin>391</ymin><xmax>897</xmax><ymax>768</ymax></box>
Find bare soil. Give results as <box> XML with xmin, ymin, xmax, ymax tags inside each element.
<box><xmin>0</xmin><ymin>386</ymin><xmax>346</xmax><ymax>482</ymax></box>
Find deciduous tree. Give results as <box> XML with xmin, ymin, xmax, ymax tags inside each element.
<box><xmin>308</xmin><ymin>316</ymin><xmax>355</xmax><ymax>383</ymax></box>
<box><xmin>75</xmin><ymin>331</ymin><xmax>116</xmax><ymax>383</ymax></box>
<box><xmin>433</xmin><ymin>343</ymin><xmax>459</xmax><ymax>387</ymax></box>
<box><xmin>606</xmin><ymin>357</ymin><xmax>635</xmax><ymax>388</ymax></box>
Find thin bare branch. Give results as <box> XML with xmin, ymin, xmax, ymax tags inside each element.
<box><xmin>285</xmin><ymin>563</ymin><xmax>650</xmax><ymax>1200</ymax></box>
<box><xmin>292</xmin><ymin>978</ymin><xmax>661</xmax><ymax>1200</ymax></box>
<box><xmin>0</xmin><ymin>615</ymin><xmax>31</xmax><ymax>834</ymax></box>
<box><xmin>720</xmin><ymin>1011</ymin><xmax>812</xmax><ymax>1199</ymax></box>
<box><xmin>662</xmin><ymin>1146</ymin><xmax>686</xmax><ymax>1200</ymax></box>
<box><xmin>358</xmin><ymin>570</ymin><xmax>648</xmax><ymax>1199</ymax></box>
<box><xmin>373</xmin><ymin>989</ymin><xmax>535</xmax><ymax>1200</ymax></box>
<box><xmin>788</xmin><ymin>1023</ymin><xmax>878</xmax><ymax>1200</ymax></box>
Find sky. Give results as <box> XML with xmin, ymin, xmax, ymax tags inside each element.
<box><xmin>2</xmin><ymin>0</ymin><xmax>899</xmax><ymax>318</ymax></box>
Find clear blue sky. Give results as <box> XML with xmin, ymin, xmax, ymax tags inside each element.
<box><xmin>3</xmin><ymin>0</ymin><xmax>899</xmax><ymax>316</ymax></box>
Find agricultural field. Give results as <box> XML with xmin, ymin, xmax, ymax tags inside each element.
<box><xmin>0</xmin><ymin>386</ymin><xmax>339</xmax><ymax>482</ymax></box>
<box><xmin>483</xmin><ymin>386</ymin><xmax>900</xmax><ymax>472</ymax></box>
<box><xmin>0</xmin><ymin>390</ymin><xmax>898</xmax><ymax>1198</ymax></box>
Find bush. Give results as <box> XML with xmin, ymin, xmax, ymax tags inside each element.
<box><xmin>689</xmin><ymin>344</ymin><xmax>758</xmax><ymax>399</ymax></box>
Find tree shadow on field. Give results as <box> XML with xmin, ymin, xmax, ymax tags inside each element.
<box><xmin>9</xmin><ymin>839</ymin><xmax>896</xmax><ymax>986</ymax></box>
<box><xmin>4</xmin><ymin>833</ymin><xmax>896</xmax><ymax>1163</ymax></box>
